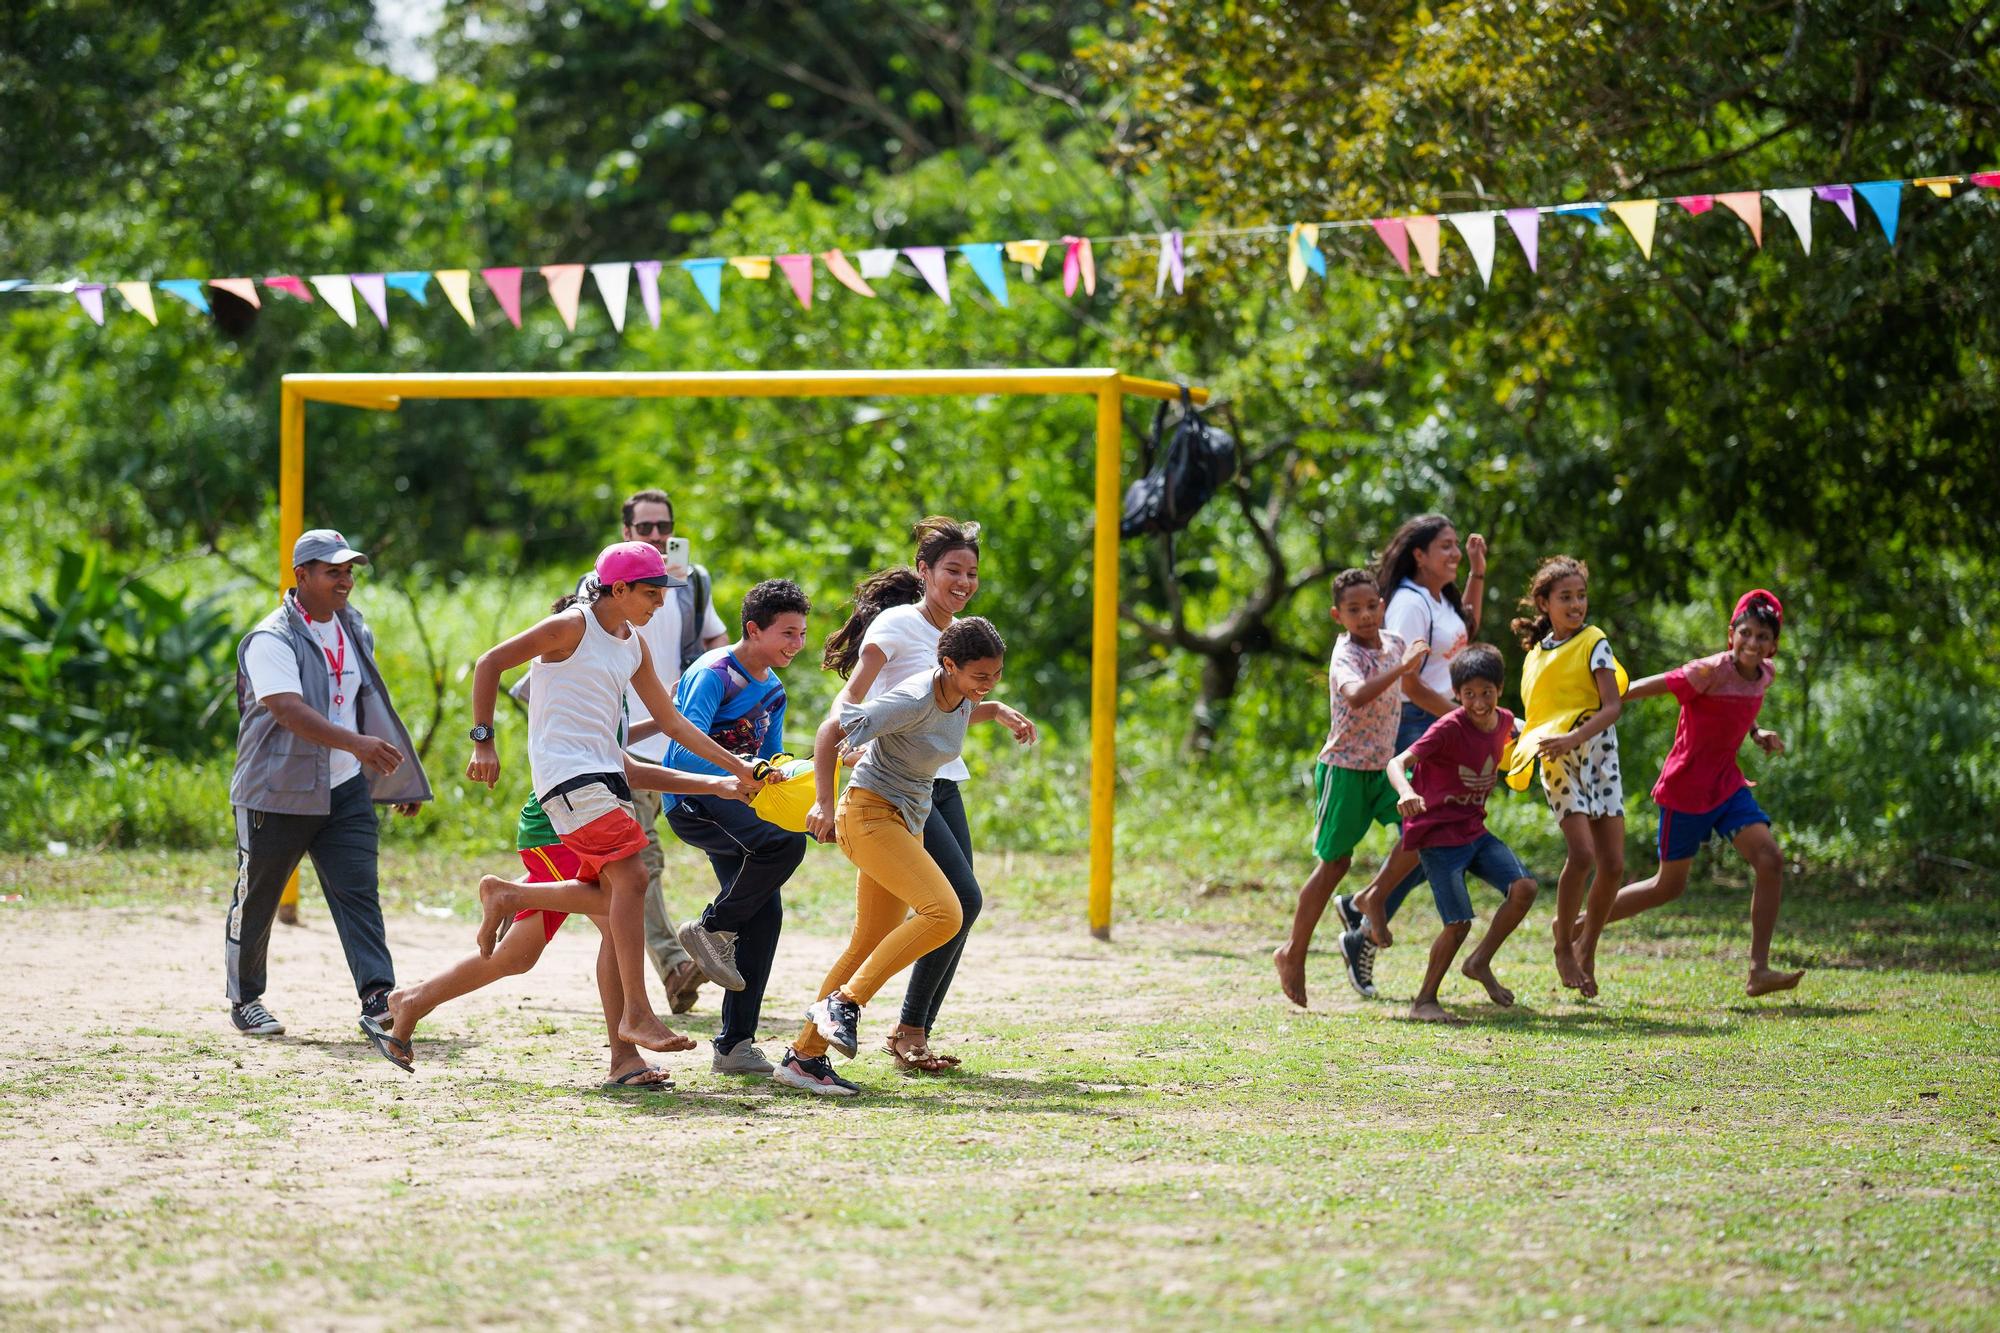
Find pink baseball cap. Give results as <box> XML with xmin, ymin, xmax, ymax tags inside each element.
<box><xmin>595</xmin><ymin>540</ymin><xmax>672</xmax><ymax>587</ymax></box>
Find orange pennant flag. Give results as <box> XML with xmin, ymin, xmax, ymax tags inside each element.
<box><xmin>1406</xmin><ymin>215</ymin><xmax>1443</xmax><ymax>276</ymax></box>
<box><xmin>541</xmin><ymin>264</ymin><xmax>586</xmax><ymax>331</ymax></box>
<box><xmin>210</xmin><ymin>277</ymin><xmax>261</xmax><ymax>308</ymax></box>
<box><xmin>820</xmin><ymin>250</ymin><xmax>876</xmax><ymax>297</ymax></box>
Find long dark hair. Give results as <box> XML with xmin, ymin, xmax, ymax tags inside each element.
<box><xmin>1372</xmin><ymin>513</ymin><xmax>1465</xmax><ymax>621</ymax></box>
<box><xmin>820</xmin><ymin>516</ymin><xmax>982</xmax><ymax>678</ymax></box>
<box><xmin>1510</xmin><ymin>555</ymin><xmax>1589</xmax><ymax>649</ymax></box>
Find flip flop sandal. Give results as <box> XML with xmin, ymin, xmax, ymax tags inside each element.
<box><xmin>358</xmin><ymin>1015</ymin><xmax>414</xmax><ymax>1073</ymax></box>
<box><xmin>602</xmin><ymin>1066</ymin><xmax>675</xmax><ymax>1092</ymax></box>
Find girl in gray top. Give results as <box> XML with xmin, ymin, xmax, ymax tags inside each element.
<box><xmin>776</xmin><ymin>618</ymin><xmax>1008</xmax><ymax>1096</ymax></box>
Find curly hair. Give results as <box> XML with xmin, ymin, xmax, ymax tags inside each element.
<box><xmin>742</xmin><ymin>578</ymin><xmax>810</xmax><ymax>630</ymax></box>
<box><xmin>938</xmin><ymin>616</ymin><xmax>1005</xmax><ymax>666</ymax></box>
<box><xmin>1331</xmin><ymin>567</ymin><xmax>1378</xmax><ymax>605</ymax></box>
<box><xmin>1509</xmin><ymin>555</ymin><xmax>1590</xmax><ymax>649</ymax></box>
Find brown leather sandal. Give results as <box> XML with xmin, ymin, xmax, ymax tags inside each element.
<box><xmin>881</xmin><ymin>1033</ymin><xmax>949</xmax><ymax>1073</ymax></box>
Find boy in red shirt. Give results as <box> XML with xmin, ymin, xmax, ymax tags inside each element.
<box><xmin>1579</xmin><ymin>590</ymin><xmax>1804</xmax><ymax>998</ymax></box>
<box><xmin>1385</xmin><ymin>644</ymin><xmax>1539</xmax><ymax>1023</ymax></box>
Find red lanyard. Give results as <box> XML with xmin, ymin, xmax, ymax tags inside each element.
<box><xmin>318</xmin><ymin>619</ymin><xmax>348</xmax><ymax>706</ymax></box>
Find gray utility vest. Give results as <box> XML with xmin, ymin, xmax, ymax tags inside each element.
<box><xmin>229</xmin><ymin>596</ymin><xmax>433</xmax><ymax>815</ymax></box>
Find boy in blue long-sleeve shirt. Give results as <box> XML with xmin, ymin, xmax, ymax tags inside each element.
<box><xmin>666</xmin><ymin>579</ymin><xmax>813</xmax><ymax>1075</ymax></box>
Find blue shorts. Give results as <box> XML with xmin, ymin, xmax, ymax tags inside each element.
<box><xmin>1657</xmin><ymin>787</ymin><xmax>1770</xmax><ymax>863</ymax></box>
<box><xmin>1415</xmin><ymin>832</ymin><xmax>1534</xmax><ymax>926</ymax></box>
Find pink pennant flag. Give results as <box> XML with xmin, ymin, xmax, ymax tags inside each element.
<box><xmin>1503</xmin><ymin>208</ymin><xmax>1540</xmax><ymax>272</ymax></box>
<box><xmin>481</xmin><ymin>267</ymin><xmax>524</xmax><ymax>328</ymax></box>
<box><xmin>1716</xmin><ymin>191</ymin><xmax>1764</xmax><ymax>247</ymax></box>
<box><xmin>1371</xmin><ymin>217</ymin><xmax>1411</xmax><ymax>274</ymax></box>
<box><xmin>1676</xmin><ymin>195</ymin><xmax>1716</xmax><ymax>215</ymax></box>
<box><xmin>1972</xmin><ymin>172</ymin><xmax>2000</xmax><ymax>188</ymax></box>
<box><xmin>210</xmin><ymin>277</ymin><xmax>262</xmax><ymax>308</ymax></box>
<box><xmin>1814</xmin><ymin>184</ymin><xmax>1858</xmax><ymax>229</ymax></box>
<box><xmin>820</xmin><ymin>249</ymin><xmax>876</xmax><ymax>297</ymax></box>
<box><xmin>74</xmin><ymin>283</ymin><xmax>106</xmax><ymax>325</ymax></box>
<box><xmin>350</xmin><ymin>274</ymin><xmax>389</xmax><ymax>327</ymax></box>
<box><xmin>775</xmin><ymin>254</ymin><xmax>815</xmax><ymax>309</ymax></box>
<box><xmin>632</xmin><ymin>261</ymin><xmax>663</xmax><ymax>329</ymax></box>
<box><xmin>1406</xmin><ymin>215</ymin><xmax>1442</xmax><ymax>276</ymax></box>
<box><xmin>541</xmin><ymin>264</ymin><xmax>585</xmax><ymax>330</ymax></box>
<box><xmin>1061</xmin><ymin>236</ymin><xmax>1096</xmax><ymax>296</ymax></box>
<box><xmin>263</xmin><ymin>275</ymin><xmax>313</xmax><ymax>302</ymax></box>
<box><xmin>903</xmin><ymin>246</ymin><xmax>951</xmax><ymax>303</ymax></box>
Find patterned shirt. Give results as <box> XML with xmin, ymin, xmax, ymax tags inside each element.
<box><xmin>1318</xmin><ymin>631</ymin><xmax>1407</xmax><ymax>770</ymax></box>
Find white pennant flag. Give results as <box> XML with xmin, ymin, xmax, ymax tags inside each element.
<box><xmin>308</xmin><ymin>274</ymin><xmax>359</xmax><ymax>327</ymax></box>
<box><xmin>1446</xmin><ymin>212</ymin><xmax>1498</xmax><ymax>287</ymax></box>
<box><xmin>1766</xmin><ymin>188</ymin><xmax>1814</xmax><ymax>254</ymax></box>
<box><xmin>856</xmin><ymin>248</ymin><xmax>898</xmax><ymax>280</ymax></box>
<box><xmin>589</xmin><ymin>262</ymin><xmax>631</xmax><ymax>333</ymax></box>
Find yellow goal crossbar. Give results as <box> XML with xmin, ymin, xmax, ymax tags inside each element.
<box><xmin>276</xmin><ymin>368</ymin><xmax>1210</xmax><ymax>938</ymax></box>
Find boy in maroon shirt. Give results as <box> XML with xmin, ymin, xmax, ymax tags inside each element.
<box><xmin>1385</xmin><ymin>644</ymin><xmax>1540</xmax><ymax>1023</ymax></box>
<box><xmin>1578</xmin><ymin>590</ymin><xmax>1804</xmax><ymax>998</ymax></box>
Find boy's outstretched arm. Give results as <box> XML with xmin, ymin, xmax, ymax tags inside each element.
<box><xmin>468</xmin><ymin>613</ymin><xmax>585</xmax><ymax>788</ymax></box>
<box><xmin>1620</xmin><ymin>671</ymin><xmax>1678</xmax><ymax>702</ymax></box>
<box><xmin>630</xmin><ymin>640</ymin><xmax>759</xmax><ymax>790</ymax></box>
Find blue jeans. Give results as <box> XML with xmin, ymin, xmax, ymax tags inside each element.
<box><xmin>1375</xmin><ymin>702</ymin><xmax>1438</xmax><ymax>921</ymax></box>
<box><xmin>1416</xmin><ymin>832</ymin><xmax>1533</xmax><ymax>925</ymax></box>
<box><xmin>897</xmin><ymin>779</ymin><xmax>983</xmax><ymax>1031</ymax></box>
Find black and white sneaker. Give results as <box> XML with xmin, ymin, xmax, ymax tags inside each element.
<box><xmin>230</xmin><ymin>999</ymin><xmax>285</xmax><ymax>1036</ymax></box>
<box><xmin>1334</xmin><ymin>893</ymin><xmax>1365</xmax><ymax>934</ymax></box>
<box><xmin>359</xmin><ymin>989</ymin><xmax>390</xmax><ymax>1023</ymax></box>
<box><xmin>1339</xmin><ymin>929</ymin><xmax>1379</xmax><ymax>999</ymax></box>
<box><xmin>805</xmin><ymin>994</ymin><xmax>861</xmax><ymax>1059</ymax></box>
<box><xmin>772</xmin><ymin>1047</ymin><xmax>861</xmax><ymax>1097</ymax></box>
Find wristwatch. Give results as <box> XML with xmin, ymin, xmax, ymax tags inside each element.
<box><xmin>469</xmin><ymin>724</ymin><xmax>494</xmax><ymax>743</ymax></box>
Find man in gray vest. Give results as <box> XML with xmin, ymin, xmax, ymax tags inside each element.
<box><xmin>225</xmin><ymin>529</ymin><xmax>431</xmax><ymax>1057</ymax></box>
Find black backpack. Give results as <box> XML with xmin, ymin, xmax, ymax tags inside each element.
<box><xmin>1119</xmin><ymin>386</ymin><xmax>1237</xmax><ymax>539</ymax></box>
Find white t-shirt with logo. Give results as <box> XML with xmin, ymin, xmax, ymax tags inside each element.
<box><xmin>859</xmin><ymin>603</ymin><xmax>970</xmax><ymax>783</ymax></box>
<box><xmin>244</xmin><ymin>613</ymin><xmax>362</xmax><ymax>788</ymax></box>
<box><xmin>624</xmin><ymin>584</ymin><xmax>727</xmax><ymax>762</ymax></box>
<box><xmin>1382</xmin><ymin>581</ymin><xmax>1471</xmax><ymax>703</ymax></box>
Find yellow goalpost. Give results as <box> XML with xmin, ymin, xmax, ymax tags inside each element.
<box><xmin>274</xmin><ymin>369</ymin><xmax>1209</xmax><ymax>938</ymax></box>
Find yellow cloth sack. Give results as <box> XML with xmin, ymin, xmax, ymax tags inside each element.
<box><xmin>750</xmin><ymin>754</ymin><xmax>838</xmax><ymax>832</ymax></box>
<box><xmin>1506</xmin><ymin>625</ymin><xmax>1628</xmax><ymax>791</ymax></box>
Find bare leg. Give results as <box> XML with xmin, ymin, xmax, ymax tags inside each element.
<box><xmin>1732</xmin><ymin>824</ymin><xmax>1804</xmax><ymax>996</ymax></box>
<box><xmin>1602</xmin><ymin>858</ymin><xmax>1695</xmax><ymax>925</ymax></box>
<box><xmin>1274</xmin><ymin>855</ymin><xmax>1350</xmax><ymax>1006</ymax></box>
<box><xmin>1574</xmin><ymin>815</ymin><xmax>1626</xmax><ymax>995</ymax></box>
<box><xmin>1549</xmin><ymin>813</ymin><xmax>1594</xmax><ymax>991</ymax></box>
<box><xmin>386</xmin><ymin>920</ymin><xmax>551</xmax><ymax>1058</ymax></box>
<box><xmin>1409</xmin><ymin>921</ymin><xmax>1471</xmax><ymax>1023</ymax></box>
<box><xmin>1352</xmin><ymin>846</ymin><xmax>1420</xmax><ymax>948</ymax></box>
<box><xmin>601</xmin><ymin>856</ymin><xmax>696</xmax><ymax>1052</ymax></box>
<box><xmin>476</xmin><ymin>873</ymin><xmax>608</xmax><ymax>957</ymax></box>
<box><xmin>588</xmin><ymin>915</ymin><xmax>664</xmax><ymax>1081</ymax></box>
<box><xmin>1462</xmin><ymin>878</ymin><xmax>1537</xmax><ymax>1007</ymax></box>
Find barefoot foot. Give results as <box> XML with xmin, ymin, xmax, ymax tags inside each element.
<box><xmin>1273</xmin><ymin>944</ymin><xmax>1308</xmax><ymax>1007</ymax></box>
<box><xmin>1357</xmin><ymin>893</ymin><xmax>1393</xmax><ymax>948</ymax></box>
<box><xmin>1552</xmin><ymin>935</ymin><xmax>1586</xmax><ymax>990</ymax></box>
<box><xmin>385</xmin><ymin>986</ymin><xmax>423</xmax><ymax>1049</ymax></box>
<box><xmin>1461</xmin><ymin>957</ymin><xmax>1515</xmax><ymax>1007</ymax></box>
<box><xmin>618</xmin><ymin>1013</ymin><xmax>698</xmax><ymax>1053</ymax></box>
<box><xmin>1746</xmin><ymin>966</ymin><xmax>1805</xmax><ymax>998</ymax></box>
<box><xmin>1408</xmin><ymin>999</ymin><xmax>1465</xmax><ymax>1025</ymax></box>
<box><xmin>475</xmin><ymin>875</ymin><xmax>516</xmax><ymax>959</ymax></box>
<box><xmin>1574</xmin><ymin>941</ymin><xmax>1599</xmax><ymax>999</ymax></box>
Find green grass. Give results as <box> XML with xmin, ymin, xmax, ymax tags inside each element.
<box><xmin>1</xmin><ymin>844</ymin><xmax>1996</xmax><ymax>1328</ymax></box>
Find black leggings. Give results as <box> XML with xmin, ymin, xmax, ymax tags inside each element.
<box><xmin>897</xmin><ymin>778</ymin><xmax>983</xmax><ymax>1030</ymax></box>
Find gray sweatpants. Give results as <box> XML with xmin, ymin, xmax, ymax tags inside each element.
<box><xmin>225</xmin><ymin>775</ymin><xmax>394</xmax><ymax>1007</ymax></box>
<box><xmin>633</xmin><ymin>787</ymin><xmax>693</xmax><ymax>978</ymax></box>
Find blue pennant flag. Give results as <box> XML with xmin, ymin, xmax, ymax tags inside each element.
<box><xmin>1853</xmin><ymin>181</ymin><xmax>1902</xmax><ymax>246</ymax></box>
<box><xmin>385</xmin><ymin>271</ymin><xmax>432</xmax><ymax>305</ymax></box>
<box><xmin>958</xmin><ymin>243</ymin><xmax>1009</xmax><ymax>307</ymax></box>
<box><xmin>0</xmin><ymin>279</ymin><xmax>25</xmax><ymax>294</ymax></box>
<box><xmin>1555</xmin><ymin>203</ymin><xmax>1607</xmax><ymax>226</ymax></box>
<box><xmin>681</xmin><ymin>258</ymin><xmax>725</xmax><ymax>314</ymax></box>
<box><xmin>158</xmin><ymin>279</ymin><xmax>210</xmax><ymax>313</ymax></box>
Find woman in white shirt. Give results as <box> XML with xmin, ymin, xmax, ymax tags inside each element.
<box><xmin>817</xmin><ymin>517</ymin><xmax>1035</xmax><ymax>1071</ymax></box>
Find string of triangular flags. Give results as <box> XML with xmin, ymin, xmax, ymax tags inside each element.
<box><xmin>6</xmin><ymin>170</ymin><xmax>1994</xmax><ymax>331</ymax></box>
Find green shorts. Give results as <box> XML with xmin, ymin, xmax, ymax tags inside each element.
<box><xmin>1313</xmin><ymin>763</ymin><xmax>1401</xmax><ymax>864</ymax></box>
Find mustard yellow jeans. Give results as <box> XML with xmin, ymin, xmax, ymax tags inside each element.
<box><xmin>793</xmin><ymin>786</ymin><xmax>963</xmax><ymax>1057</ymax></box>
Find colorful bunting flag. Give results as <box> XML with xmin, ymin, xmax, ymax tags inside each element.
<box><xmin>1972</xmin><ymin>172</ymin><xmax>2000</xmax><ymax>188</ymax></box>
<box><xmin>74</xmin><ymin>283</ymin><xmax>106</xmax><ymax>325</ymax></box>
<box><xmin>435</xmin><ymin>269</ymin><xmax>477</xmax><ymax>327</ymax></box>
<box><xmin>1446</xmin><ymin>213</ymin><xmax>1498</xmax><ymax>287</ymax></box>
<box><xmin>774</xmin><ymin>254</ymin><xmax>814</xmax><ymax>309</ymax></box>
<box><xmin>1676</xmin><ymin>195</ymin><xmax>1716</xmax><ymax>215</ymax></box>
<box><xmin>1716</xmin><ymin>192</ymin><xmax>1764</xmax><ymax>247</ymax></box>
<box><xmin>1814</xmin><ymin>184</ymin><xmax>1858</xmax><ymax>229</ymax></box>
<box><xmin>1608</xmin><ymin>199</ymin><xmax>1660</xmax><ymax>259</ymax></box>
<box><xmin>589</xmin><ymin>262</ymin><xmax>631</xmax><ymax>330</ymax></box>
<box><xmin>1766</xmin><ymin>188</ymin><xmax>1813</xmax><ymax>254</ymax></box>
<box><xmin>820</xmin><ymin>250</ymin><xmax>876</xmax><ymax>298</ymax></box>
<box><xmin>0</xmin><ymin>280</ymin><xmax>25</xmax><ymax>294</ymax></box>
<box><xmin>1912</xmin><ymin>175</ymin><xmax>1960</xmax><ymax>197</ymax></box>
<box><xmin>159</xmin><ymin>279</ymin><xmax>211</xmax><ymax>314</ymax></box>
<box><xmin>904</xmin><ymin>246</ymin><xmax>951</xmax><ymax>303</ymax></box>
<box><xmin>210</xmin><ymin>278</ymin><xmax>261</xmax><ymax>308</ymax></box>
<box><xmin>263</xmin><ymin>275</ymin><xmax>313</xmax><ymax>302</ymax></box>
<box><xmin>633</xmin><ymin>260</ymin><xmax>663</xmax><ymax>328</ymax></box>
<box><xmin>1286</xmin><ymin>224</ymin><xmax>1324</xmax><ymax>289</ymax></box>
<box><xmin>308</xmin><ymin>274</ymin><xmax>357</xmax><ymax>326</ymax></box>
<box><xmin>856</xmin><ymin>248</ymin><xmax>898</xmax><ymax>280</ymax></box>
<box><xmin>350</xmin><ymin>273</ymin><xmax>389</xmax><ymax>327</ymax></box>
<box><xmin>115</xmin><ymin>282</ymin><xmax>157</xmax><ymax>325</ymax></box>
<box><xmin>541</xmin><ymin>264</ymin><xmax>585</xmax><ymax>330</ymax></box>
<box><xmin>1155</xmin><ymin>230</ymin><xmax>1185</xmax><ymax>296</ymax></box>
<box><xmin>728</xmin><ymin>256</ymin><xmax>772</xmax><ymax>281</ymax></box>
<box><xmin>1406</xmin><ymin>215</ymin><xmax>1443</xmax><ymax>277</ymax></box>
<box><xmin>480</xmin><ymin>267</ymin><xmax>524</xmax><ymax>328</ymax></box>
<box><xmin>1504</xmin><ymin>208</ymin><xmax>1540</xmax><ymax>272</ymax></box>
<box><xmin>385</xmin><ymin>271</ymin><xmax>432</xmax><ymax>305</ymax></box>
<box><xmin>1854</xmin><ymin>181</ymin><xmax>1902</xmax><ymax>246</ymax></box>
<box><xmin>1370</xmin><ymin>218</ymin><xmax>1411</xmax><ymax>275</ymax></box>
<box><xmin>1005</xmin><ymin>239</ymin><xmax>1050</xmax><ymax>277</ymax></box>
<box><xmin>959</xmin><ymin>243</ymin><xmax>1009</xmax><ymax>307</ymax></box>
<box><xmin>1061</xmin><ymin>237</ymin><xmax>1096</xmax><ymax>296</ymax></box>
<box><xmin>682</xmin><ymin>258</ymin><xmax>725</xmax><ymax>313</ymax></box>
<box><xmin>1555</xmin><ymin>203</ymin><xmax>1607</xmax><ymax>226</ymax></box>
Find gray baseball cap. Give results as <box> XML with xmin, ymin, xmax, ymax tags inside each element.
<box><xmin>293</xmin><ymin>528</ymin><xmax>370</xmax><ymax>567</ymax></box>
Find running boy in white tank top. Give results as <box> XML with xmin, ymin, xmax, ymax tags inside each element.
<box><xmin>463</xmin><ymin>542</ymin><xmax>765</xmax><ymax>1056</ymax></box>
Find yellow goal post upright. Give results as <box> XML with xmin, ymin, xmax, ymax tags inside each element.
<box><xmin>274</xmin><ymin>369</ymin><xmax>1209</xmax><ymax>938</ymax></box>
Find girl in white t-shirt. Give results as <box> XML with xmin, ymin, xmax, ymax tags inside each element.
<box><xmin>816</xmin><ymin>516</ymin><xmax>1035</xmax><ymax>1072</ymax></box>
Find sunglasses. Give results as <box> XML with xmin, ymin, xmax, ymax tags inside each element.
<box><xmin>630</xmin><ymin>521</ymin><xmax>674</xmax><ymax>536</ymax></box>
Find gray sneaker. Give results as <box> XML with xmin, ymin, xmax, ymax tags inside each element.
<box><xmin>712</xmin><ymin>1040</ymin><xmax>775</xmax><ymax>1075</ymax></box>
<box><xmin>676</xmin><ymin>921</ymin><xmax>745</xmax><ymax>991</ymax></box>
